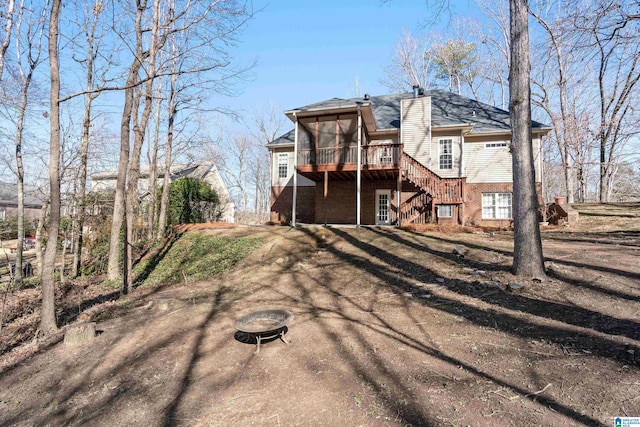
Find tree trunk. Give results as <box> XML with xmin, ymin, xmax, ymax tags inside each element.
<box><xmin>71</xmin><ymin>24</ymin><xmax>97</xmax><ymax>278</ymax></box>
<box><xmin>34</xmin><ymin>198</ymin><xmax>48</xmax><ymax>278</ymax></box>
<box><xmin>14</xmin><ymin>67</ymin><xmax>34</xmax><ymax>288</ymax></box>
<box><xmin>156</xmin><ymin>61</ymin><xmax>177</xmax><ymax>241</ymax></box>
<box><xmin>599</xmin><ymin>140</ymin><xmax>608</xmax><ymax>203</ymax></box>
<box><xmin>124</xmin><ymin>0</ymin><xmax>161</xmax><ymax>291</ymax></box>
<box><xmin>509</xmin><ymin>0</ymin><xmax>545</xmax><ymax>278</ymax></box>
<box><xmin>106</xmin><ymin>2</ymin><xmax>147</xmax><ymax>282</ymax></box>
<box><xmin>41</xmin><ymin>0</ymin><xmax>62</xmax><ymax>334</ymax></box>
<box><xmin>147</xmin><ymin>88</ymin><xmax>162</xmax><ymax>241</ymax></box>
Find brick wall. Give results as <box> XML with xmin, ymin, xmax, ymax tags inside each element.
<box><xmin>270</xmin><ymin>186</ymin><xmax>315</xmax><ymax>223</ymax></box>
<box><xmin>464</xmin><ymin>182</ymin><xmax>542</xmax><ymax>227</ymax></box>
<box><xmin>272</xmin><ymin>180</ymin><xmax>542</xmax><ymax>226</ymax></box>
<box><xmin>313</xmin><ymin>180</ymin><xmax>424</xmax><ymax>225</ymax></box>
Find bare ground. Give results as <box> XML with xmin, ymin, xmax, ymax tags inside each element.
<box><xmin>0</xmin><ymin>206</ymin><xmax>639</xmax><ymax>426</ymax></box>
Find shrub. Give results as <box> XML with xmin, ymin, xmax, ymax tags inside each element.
<box><xmin>167</xmin><ymin>177</ymin><xmax>222</xmax><ymax>225</ymax></box>
<box><xmin>0</xmin><ymin>216</ymin><xmax>36</xmax><ymax>240</ymax></box>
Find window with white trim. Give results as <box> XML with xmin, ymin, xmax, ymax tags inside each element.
<box><xmin>277</xmin><ymin>153</ymin><xmax>288</xmax><ymax>179</ymax></box>
<box><xmin>439</xmin><ymin>139</ymin><xmax>453</xmax><ymax>170</ymax></box>
<box><xmin>482</xmin><ymin>193</ymin><xmax>512</xmax><ymax>219</ymax></box>
<box><xmin>438</xmin><ymin>205</ymin><xmax>453</xmax><ymax>218</ymax></box>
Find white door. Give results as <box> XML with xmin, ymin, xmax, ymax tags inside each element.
<box><xmin>375</xmin><ymin>190</ymin><xmax>392</xmax><ymax>225</ymax></box>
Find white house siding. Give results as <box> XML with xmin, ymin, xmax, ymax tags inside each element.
<box><xmin>464</xmin><ymin>134</ymin><xmax>542</xmax><ymax>184</ymax></box>
<box><xmin>431</xmin><ymin>129</ymin><xmax>462</xmax><ymax>178</ymax></box>
<box><xmin>270</xmin><ymin>147</ymin><xmax>316</xmax><ymax>188</ymax></box>
<box><xmin>400</xmin><ymin>97</ymin><xmax>431</xmax><ymax>166</ymax></box>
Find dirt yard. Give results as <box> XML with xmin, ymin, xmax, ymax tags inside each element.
<box><xmin>0</xmin><ymin>205</ymin><xmax>639</xmax><ymax>426</ymax></box>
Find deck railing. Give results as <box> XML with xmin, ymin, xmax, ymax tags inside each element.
<box><xmin>401</xmin><ymin>153</ymin><xmax>464</xmax><ymax>203</ymax></box>
<box><xmin>297</xmin><ymin>143</ymin><xmax>402</xmax><ymax>167</ymax></box>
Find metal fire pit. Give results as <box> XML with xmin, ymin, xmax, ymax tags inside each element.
<box><xmin>234</xmin><ymin>309</ymin><xmax>293</xmax><ymax>354</ymax></box>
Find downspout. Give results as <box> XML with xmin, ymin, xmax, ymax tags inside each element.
<box><xmin>292</xmin><ymin>113</ymin><xmax>298</xmax><ymax>226</ymax></box>
<box><xmin>356</xmin><ymin>104</ymin><xmax>362</xmax><ymax>226</ymax></box>
<box><xmin>460</xmin><ymin>128</ymin><xmax>465</xmax><ymax>225</ymax></box>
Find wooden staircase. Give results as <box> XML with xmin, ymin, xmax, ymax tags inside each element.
<box><xmin>400</xmin><ymin>152</ymin><xmax>465</xmax><ymax>224</ymax></box>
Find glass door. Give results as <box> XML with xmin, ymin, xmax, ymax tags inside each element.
<box><xmin>375</xmin><ymin>190</ymin><xmax>392</xmax><ymax>225</ymax></box>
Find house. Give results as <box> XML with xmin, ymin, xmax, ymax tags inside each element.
<box><xmin>91</xmin><ymin>162</ymin><xmax>235</xmax><ymax>223</ymax></box>
<box><xmin>267</xmin><ymin>88</ymin><xmax>551</xmax><ymax>227</ymax></box>
<box><xmin>0</xmin><ymin>182</ymin><xmax>44</xmax><ymax>221</ymax></box>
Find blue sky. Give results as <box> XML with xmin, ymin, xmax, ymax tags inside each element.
<box><xmin>220</xmin><ymin>0</ymin><xmax>478</xmax><ymax>117</ymax></box>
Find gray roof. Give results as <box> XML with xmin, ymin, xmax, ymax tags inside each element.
<box><xmin>0</xmin><ymin>182</ymin><xmax>44</xmax><ymax>207</ymax></box>
<box><xmin>270</xmin><ymin>89</ymin><xmax>548</xmax><ymax>146</ymax></box>
<box><xmin>270</xmin><ymin>129</ymin><xmax>295</xmax><ymax>146</ymax></box>
<box><xmin>91</xmin><ymin>162</ymin><xmax>216</xmax><ymax>181</ymax></box>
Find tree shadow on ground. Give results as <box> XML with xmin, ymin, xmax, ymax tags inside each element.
<box><xmin>295</xmin><ymin>226</ymin><xmax>636</xmax><ymax>426</ymax></box>
<box><xmin>132</xmin><ymin>230</ymin><xmax>185</xmax><ymax>288</ymax></box>
<box><xmin>0</xmin><ymin>226</ymin><xmax>635</xmax><ymax>426</ymax></box>
<box><xmin>421</xmin><ymin>230</ymin><xmax>640</xmax><ymax>295</ymax></box>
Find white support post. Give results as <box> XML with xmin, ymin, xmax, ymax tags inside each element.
<box><xmin>397</xmin><ymin>170</ymin><xmax>401</xmax><ymax>227</ymax></box>
<box><xmin>292</xmin><ymin>114</ymin><xmax>298</xmax><ymax>226</ymax></box>
<box><xmin>356</xmin><ymin>106</ymin><xmax>362</xmax><ymax>226</ymax></box>
<box><xmin>460</xmin><ymin>128</ymin><xmax>465</xmax><ymax>178</ymax></box>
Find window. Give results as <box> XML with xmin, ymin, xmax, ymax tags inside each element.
<box><xmin>438</xmin><ymin>205</ymin><xmax>453</xmax><ymax>218</ymax></box>
<box><xmin>379</xmin><ymin>146</ymin><xmax>393</xmax><ymax>164</ymax></box>
<box><xmin>0</xmin><ymin>209</ymin><xmax>5</xmax><ymax>220</ymax></box>
<box><xmin>278</xmin><ymin>153</ymin><xmax>288</xmax><ymax>178</ymax></box>
<box><xmin>485</xmin><ymin>142</ymin><xmax>508</xmax><ymax>148</ymax></box>
<box><xmin>439</xmin><ymin>139</ymin><xmax>453</xmax><ymax>170</ymax></box>
<box><xmin>482</xmin><ymin>193</ymin><xmax>512</xmax><ymax>219</ymax></box>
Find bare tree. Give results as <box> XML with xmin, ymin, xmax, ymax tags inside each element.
<box><xmin>156</xmin><ymin>53</ymin><xmax>177</xmax><ymax>241</ymax></box>
<box><xmin>218</xmin><ymin>130</ymin><xmax>251</xmax><ymax>214</ymax></box>
<box><xmin>0</xmin><ymin>0</ymin><xmax>15</xmax><ymax>83</ymax></box>
<box><xmin>41</xmin><ymin>0</ymin><xmax>62</xmax><ymax>334</ymax></box>
<box><xmin>510</xmin><ymin>0</ymin><xmax>545</xmax><ymax>278</ymax></box>
<box><xmin>146</xmin><ymin>75</ymin><xmax>163</xmax><ymax>240</ymax></box>
<box><xmin>107</xmin><ymin>0</ymin><xmax>255</xmax><ymax>279</ymax></box>
<box><xmin>2</xmin><ymin>0</ymin><xmax>47</xmax><ymax>288</ymax></box>
<box><xmin>123</xmin><ymin>0</ymin><xmax>164</xmax><ymax>292</ymax></box>
<box><xmin>474</xmin><ymin>0</ymin><xmax>511</xmax><ymax>109</ymax></box>
<box><xmin>381</xmin><ymin>29</ymin><xmax>435</xmax><ymax>92</ymax></box>
<box><xmin>69</xmin><ymin>0</ymin><xmax>113</xmax><ymax>278</ymax></box>
<box><xmin>106</xmin><ymin>0</ymin><xmax>148</xmax><ymax>283</ymax></box>
<box><xmin>577</xmin><ymin>1</ymin><xmax>640</xmax><ymax>202</ymax></box>
<box><xmin>248</xmin><ymin>103</ymin><xmax>284</xmax><ymax>219</ymax></box>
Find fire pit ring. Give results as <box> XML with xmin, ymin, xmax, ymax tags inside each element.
<box><xmin>234</xmin><ymin>309</ymin><xmax>293</xmax><ymax>354</ymax></box>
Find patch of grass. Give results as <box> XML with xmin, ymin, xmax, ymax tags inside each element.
<box><xmin>134</xmin><ymin>232</ymin><xmax>263</xmax><ymax>288</ymax></box>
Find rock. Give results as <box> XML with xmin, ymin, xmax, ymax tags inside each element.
<box><xmin>274</xmin><ymin>256</ymin><xmax>289</xmax><ymax>266</ymax></box>
<box><xmin>462</xmin><ymin>267</ymin><xmax>475</xmax><ymax>272</ymax></box>
<box><xmin>452</xmin><ymin>245</ymin><xmax>468</xmax><ymax>258</ymax></box>
<box><xmin>156</xmin><ymin>298</ymin><xmax>173</xmax><ymax>311</ymax></box>
<box><xmin>486</xmin><ymin>282</ymin><xmax>501</xmax><ymax>289</ymax></box>
<box><xmin>436</xmin><ymin>278</ymin><xmax>445</xmax><ymax>283</ymax></box>
<box><xmin>64</xmin><ymin>322</ymin><xmax>96</xmax><ymax>347</ymax></box>
<box><xmin>420</xmin><ymin>294</ymin><xmax>432</xmax><ymax>299</ymax></box>
<box><xmin>507</xmin><ymin>283</ymin><xmax>525</xmax><ymax>291</ymax></box>
<box><xmin>474</xmin><ymin>270</ymin><xmax>486</xmax><ymax>275</ymax></box>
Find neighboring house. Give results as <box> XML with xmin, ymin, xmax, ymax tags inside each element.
<box><xmin>91</xmin><ymin>162</ymin><xmax>235</xmax><ymax>223</ymax></box>
<box><xmin>268</xmin><ymin>88</ymin><xmax>551</xmax><ymax>227</ymax></box>
<box><xmin>0</xmin><ymin>182</ymin><xmax>44</xmax><ymax>221</ymax></box>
